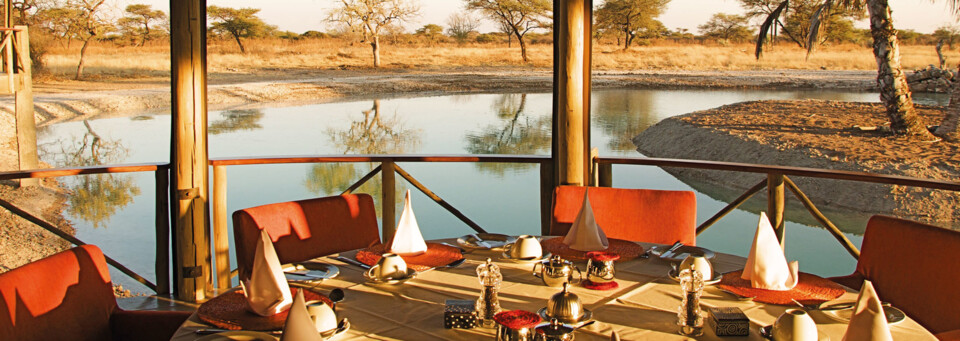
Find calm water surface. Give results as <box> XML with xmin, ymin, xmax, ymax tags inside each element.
<box><xmin>36</xmin><ymin>89</ymin><xmax>948</xmax><ymax>292</ymax></box>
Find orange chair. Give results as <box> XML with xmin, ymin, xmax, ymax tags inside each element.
<box><xmin>829</xmin><ymin>215</ymin><xmax>960</xmax><ymax>336</ymax></box>
<box><xmin>0</xmin><ymin>245</ymin><xmax>191</xmax><ymax>341</ymax></box>
<box><xmin>233</xmin><ymin>194</ymin><xmax>381</xmax><ymax>280</ymax></box>
<box><xmin>550</xmin><ymin>186</ymin><xmax>697</xmax><ymax>245</ymax></box>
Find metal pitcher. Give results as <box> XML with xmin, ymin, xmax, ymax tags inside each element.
<box><xmin>585</xmin><ymin>256</ymin><xmax>616</xmax><ymax>284</ymax></box>
<box><xmin>532</xmin><ymin>255</ymin><xmax>582</xmax><ymax>287</ymax></box>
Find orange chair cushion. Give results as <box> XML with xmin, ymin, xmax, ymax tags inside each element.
<box><xmin>938</xmin><ymin>329</ymin><xmax>960</xmax><ymax>341</ymax></box>
<box><xmin>550</xmin><ymin>186</ymin><xmax>697</xmax><ymax>246</ymax></box>
<box><xmin>831</xmin><ymin>215</ymin><xmax>960</xmax><ymax>334</ymax></box>
<box><xmin>0</xmin><ymin>245</ymin><xmax>117</xmax><ymax>341</ymax></box>
<box><xmin>234</xmin><ymin>194</ymin><xmax>381</xmax><ymax>280</ymax></box>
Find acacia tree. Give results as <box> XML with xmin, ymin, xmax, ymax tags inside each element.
<box><xmin>594</xmin><ymin>0</ymin><xmax>669</xmax><ymax>50</ymax></box>
<box><xmin>118</xmin><ymin>4</ymin><xmax>166</xmax><ymax>46</ymax></box>
<box><xmin>698</xmin><ymin>13</ymin><xmax>754</xmax><ymax>42</ymax></box>
<box><xmin>328</xmin><ymin>0</ymin><xmax>420</xmax><ymax>68</ymax></box>
<box><xmin>465</xmin><ymin>0</ymin><xmax>550</xmax><ymax>62</ymax></box>
<box><xmin>207</xmin><ymin>6</ymin><xmax>273</xmax><ymax>53</ymax></box>
<box><xmin>758</xmin><ymin>0</ymin><xmax>940</xmax><ymax>140</ymax></box>
<box><xmin>741</xmin><ymin>0</ymin><xmax>862</xmax><ymax>48</ymax></box>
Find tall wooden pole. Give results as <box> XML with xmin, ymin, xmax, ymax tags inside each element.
<box><xmin>552</xmin><ymin>0</ymin><xmax>592</xmax><ymax>187</ymax></box>
<box><xmin>170</xmin><ymin>0</ymin><xmax>211</xmax><ymax>302</ymax></box>
<box><xmin>14</xmin><ymin>27</ymin><xmax>38</xmax><ymax>187</ymax></box>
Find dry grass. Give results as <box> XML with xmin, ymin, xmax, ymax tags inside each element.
<box><xmin>38</xmin><ymin>38</ymin><xmax>960</xmax><ymax>81</ymax></box>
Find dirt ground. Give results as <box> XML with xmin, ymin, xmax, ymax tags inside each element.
<box><xmin>634</xmin><ymin>100</ymin><xmax>959</xmax><ymax>225</ymax></box>
<box><xmin>0</xmin><ymin>67</ymin><xmax>946</xmax><ymax>273</ymax></box>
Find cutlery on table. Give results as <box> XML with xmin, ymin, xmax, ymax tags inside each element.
<box><xmin>284</xmin><ymin>271</ymin><xmax>328</xmax><ymax>280</ymax></box>
<box><xmin>195</xmin><ymin>328</ymin><xmax>281</xmax><ymax>336</ymax></box>
<box><xmin>468</xmin><ymin>233</ymin><xmax>494</xmax><ymax>248</ymax></box>
<box><xmin>420</xmin><ymin>257</ymin><xmax>468</xmax><ymax>273</ymax></box>
<box><xmin>439</xmin><ymin>242</ymin><xmax>468</xmax><ymax>254</ymax></box>
<box><xmin>334</xmin><ymin>256</ymin><xmax>370</xmax><ymax>269</ymax></box>
<box><xmin>661</xmin><ymin>241</ymin><xmax>684</xmax><ymax>259</ymax></box>
<box><xmin>791</xmin><ymin>299</ymin><xmax>822</xmax><ymax>310</ymax></box>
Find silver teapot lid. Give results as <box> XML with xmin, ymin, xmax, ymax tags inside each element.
<box><xmin>536</xmin><ymin>318</ymin><xmax>574</xmax><ymax>336</ymax></box>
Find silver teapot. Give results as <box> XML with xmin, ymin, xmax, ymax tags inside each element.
<box><xmin>532</xmin><ymin>255</ymin><xmax>582</xmax><ymax>287</ymax></box>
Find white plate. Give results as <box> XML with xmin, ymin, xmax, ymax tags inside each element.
<box><xmin>457</xmin><ymin>233</ymin><xmax>517</xmax><ymax>251</ymax></box>
<box><xmin>667</xmin><ymin>268</ymin><xmax>722</xmax><ymax>285</ymax></box>
<box><xmin>649</xmin><ymin>244</ymin><xmax>715</xmax><ymax>262</ymax></box>
<box><xmin>820</xmin><ymin>302</ymin><xmax>906</xmax><ymax>325</ymax></box>
<box><xmin>283</xmin><ymin>263</ymin><xmax>340</xmax><ymax>283</ymax></box>
<box><xmin>500</xmin><ymin>252</ymin><xmax>552</xmax><ymax>264</ymax></box>
<box><xmin>195</xmin><ymin>331</ymin><xmax>278</xmax><ymax>341</ymax></box>
<box><xmin>362</xmin><ymin>267</ymin><xmax>417</xmax><ymax>285</ymax></box>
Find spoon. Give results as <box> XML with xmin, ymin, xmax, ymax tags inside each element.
<box><xmin>329</xmin><ymin>288</ymin><xmax>345</xmax><ymax>312</ymax></box>
<box><xmin>572</xmin><ymin>320</ymin><xmax>596</xmax><ymax>330</ymax></box>
<box><xmin>791</xmin><ymin>298</ymin><xmax>821</xmax><ymax>310</ymax></box>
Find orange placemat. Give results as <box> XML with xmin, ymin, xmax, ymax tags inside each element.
<box><xmin>717</xmin><ymin>270</ymin><xmax>846</xmax><ymax>306</ymax></box>
<box><xmin>540</xmin><ymin>237</ymin><xmax>644</xmax><ymax>262</ymax></box>
<box><xmin>198</xmin><ymin>288</ymin><xmax>331</xmax><ymax>331</ymax></box>
<box><xmin>356</xmin><ymin>242</ymin><xmax>464</xmax><ymax>271</ymax></box>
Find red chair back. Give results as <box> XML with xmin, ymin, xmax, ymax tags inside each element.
<box><xmin>839</xmin><ymin>215</ymin><xmax>960</xmax><ymax>334</ymax></box>
<box><xmin>233</xmin><ymin>194</ymin><xmax>382</xmax><ymax>280</ymax></box>
<box><xmin>550</xmin><ymin>186</ymin><xmax>697</xmax><ymax>245</ymax></box>
<box><xmin>0</xmin><ymin>245</ymin><xmax>117</xmax><ymax>341</ymax></box>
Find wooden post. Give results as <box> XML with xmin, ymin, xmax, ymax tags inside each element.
<box><xmin>14</xmin><ymin>27</ymin><xmax>37</xmax><ymax>187</ymax></box>
<box><xmin>539</xmin><ymin>161</ymin><xmax>554</xmax><ymax>236</ymax></box>
<box><xmin>170</xmin><ymin>0</ymin><xmax>211</xmax><ymax>302</ymax></box>
<box><xmin>212</xmin><ymin>165</ymin><xmax>230</xmax><ymax>290</ymax></box>
<box><xmin>381</xmin><ymin>160</ymin><xmax>396</xmax><ymax>243</ymax></box>
<box><xmin>767</xmin><ymin>173</ymin><xmax>786</xmax><ymax>246</ymax></box>
<box><xmin>552</xmin><ymin>0</ymin><xmax>592</xmax><ymax>188</ymax></box>
<box><xmin>155</xmin><ymin>167</ymin><xmax>170</xmax><ymax>295</ymax></box>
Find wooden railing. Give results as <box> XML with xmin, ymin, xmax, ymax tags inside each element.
<box><xmin>2</xmin><ymin>154</ymin><xmax>957</xmax><ymax>296</ymax></box>
<box><xmin>0</xmin><ymin>163</ymin><xmax>171</xmax><ymax>294</ymax></box>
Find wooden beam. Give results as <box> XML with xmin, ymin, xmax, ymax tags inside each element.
<box><xmin>212</xmin><ymin>165</ymin><xmax>230</xmax><ymax>290</ymax></box>
<box><xmin>154</xmin><ymin>167</ymin><xmax>170</xmax><ymax>295</ymax></box>
<box><xmin>393</xmin><ymin>164</ymin><xmax>487</xmax><ymax>234</ymax></box>
<box><xmin>170</xmin><ymin>0</ymin><xmax>211</xmax><ymax>303</ymax></box>
<box><xmin>553</xmin><ymin>0</ymin><xmax>592</xmax><ymax>187</ymax></box>
<box><xmin>539</xmin><ymin>161</ymin><xmax>553</xmax><ymax>236</ymax></box>
<box><xmin>784</xmin><ymin>176</ymin><xmax>860</xmax><ymax>259</ymax></box>
<box><xmin>13</xmin><ymin>27</ymin><xmax>37</xmax><ymax>187</ymax></box>
<box><xmin>380</xmin><ymin>161</ymin><xmax>396</xmax><ymax>243</ymax></box>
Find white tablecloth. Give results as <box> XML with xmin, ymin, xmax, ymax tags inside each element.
<box><xmin>172</xmin><ymin>239</ymin><xmax>936</xmax><ymax>340</ymax></box>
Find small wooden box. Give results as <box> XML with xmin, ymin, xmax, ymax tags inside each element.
<box><xmin>444</xmin><ymin>299</ymin><xmax>478</xmax><ymax>329</ymax></box>
<box><xmin>708</xmin><ymin>307</ymin><xmax>750</xmax><ymax>336</ymax></box>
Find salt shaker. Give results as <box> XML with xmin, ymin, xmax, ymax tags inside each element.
<box><xmin>477</xmin><ymin>258</ymin><xmax>503</xmax><ymax>328</ymax></box>
<box><xmin>677</xmin><ymin>268</ymin><xmax>704</xmax><ymax>336</ymax></box>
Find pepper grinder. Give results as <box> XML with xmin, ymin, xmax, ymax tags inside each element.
<box><xmin>677</xmin><ymin>268</ymin><xmax>704</xmax><ymax>336</ymax></box>
<box><xmin>477</xmin><ymin>258</ymin><xmax>503</xmax><ymax>328</ymax></box>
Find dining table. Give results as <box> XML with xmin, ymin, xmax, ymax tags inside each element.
<box><xmin>171</xmin><ymin>238</ymin><xmax>937</xmax><ymax>340</ymax></box>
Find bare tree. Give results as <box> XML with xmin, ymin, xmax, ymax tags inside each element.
<box><xmin>465</xmin><ymin>0</ymin><xmax>550</xmax><ymax>62</ymax></box>
<box><xmin>67</xmin><ymin>0</ymin><xmax>110</xmax><ymax>80</ymax></box>
<box><xmin>446</xmin><ymin>11</ymin><xmax>479</xmax><ymax>42</ymax></box>
<box><xmin>328</xmin><ymin>0</ymin><xmax>420</xmax><ymax>68</ymax></box>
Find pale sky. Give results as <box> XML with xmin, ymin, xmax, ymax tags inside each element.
<box><xmin>121</xmin><ymin>0</ymin><xmax>959</xmax><ymax>35</ymax></box>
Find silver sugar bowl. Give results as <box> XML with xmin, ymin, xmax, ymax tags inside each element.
<box><xmin>533</xmin><ymin>255</ymin><xmax>582</xmax><ymax>287</ymax></box>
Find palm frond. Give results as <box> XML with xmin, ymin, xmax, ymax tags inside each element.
<box><xmin>806</xmin><ymin>0</ymin><xmax>832</xmax><ymax>60</ymax></box>
<box><xmin>755</xmin><ymin>0</ymin><xmax>789</xmax><ymax>60</ymax></box>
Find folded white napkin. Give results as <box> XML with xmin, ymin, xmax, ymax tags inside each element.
<box><xmin>243</xmin><ymin>229</ymin><xmax>293</xmax><ymax>316</ymax></box>
<box><xmin>563</xmin><ymin>188</ymin><xmax>609</xmax><ymax>251</ymax></box>
<box><xmin>280</xmin><ymin>289</ymin><xmax>325</xmax><ymax>341</ymax></box>
<box><xmin>389</xmin><ymin>190</ymin><xmax>428</xmax><ymax>256</ymax></box>
<box><xmin>741</xmin><ymin>212</ymin><xmax>799</xmax><ymax>290</ymax></box>
<box><xmin>842</xmin><ymin>280</ymin><xmax>893</xmax><ymax>341</ymax></box>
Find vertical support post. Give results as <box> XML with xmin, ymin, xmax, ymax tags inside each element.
<box><xmin>552</xmin><ymin>0</ymin><xmax>592</xmax><ymax>188</ymax></box>
<box><xmin>381</xmin><ymin>160</ymin><xmax>396</xmax><ymax>243</ymax></box>
<box><xmin>212</xmin><ymin>165</ymin><xmax>230</xmax><ymax>290</ymax></box>
<box><xmin>154</xmin><ymin>167</ymin><xmax>170</xmax><ymax>295</ymax></box>
<box><xmin>598</xmin><ymin>163</ymin><xmax>612</xmax><ymax>188</ymax></box>
<box><xmin>589</xmin><ymin>147</ymin><xmax>599</xmax><ymax>186</ymax></box>
<box><xmin>767</xmin><ymin>173</ymin><xmax>786</xmax><ymax>247</ymax></box>
<box><xmin>170</xmin><ymin>0</ymin><xmax>211</xmax><ymax>303</ymax></box>
<box><xmin>539</xmin><ymin>161</ymin><xmax>554</xmax><ymax>236</ymax></box>
<box><xmin>14</xmin><ymin>27</ymin><xmax>37</xmax><ymax>187</ymax></box>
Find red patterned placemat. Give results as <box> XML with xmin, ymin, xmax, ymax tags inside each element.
<box><xmin>717</xmin><ymin>270</ymin><xmax>846</xmax><ymax>306</ymax></box>
<box><xmin>540</xmin><ymin>237</ymin><xmax>643</xmax><ymax>262</ymax></box>
<box><xmin>582</xmin><ymin>280</ymin><xmax>619</xmax><ymax>291</ymax></box>
<box><xmin>198</xmin><ymin>288</ymin><xmax>332</xmax><ymax>331</ymax></box>
<box><xmin>356</xmin><ymin>242</ymin><xmax>464</xmax><ymax>271</ymax></box>
<box><xmin>494</xmin><ymin>310</ymin><xmax>542</xmax><ymax>329</ymax></box>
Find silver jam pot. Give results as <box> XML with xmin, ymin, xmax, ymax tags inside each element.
<box><xmin>586</xmin><ymin>257</ymin><xmax>616</xmax><ymax>283</ymax></box>
<box><xmin>534</xmin><ymin>319</ymin><xmax>575</xmax><ymax>341</ymax></box>
<box><xmin>497</xmin><ymin>323</ymin><xmax>536</xmax><ymax>341</ymax></box>
<box><xmin>533</xmin><ymin>256</ymin><xmax>582</xmax><ymax>287</ymax></box>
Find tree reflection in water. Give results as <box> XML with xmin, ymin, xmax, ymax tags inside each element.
<box><xmin>592</xmin><ymin>90</ymin><xmax>659</xmax><ymax>152</ymax></box>
<box><xmin>465</xmin><ymin>94</ymin><xmax>550</xmax><ymax>175</ymax></box>
<box><xmin>305</xmin><ymin>100</ymin><xmax>420</xmax><ymax>215</ymax></box>
<box><xmin>41</xmin><ymin>120</ymin><xmax>141</xmax><ymax>228</ymax></box>
<box><xmin>209</xmin><ymin>109</ymin><xmax>265</xmax><ymax>135</ymax></box>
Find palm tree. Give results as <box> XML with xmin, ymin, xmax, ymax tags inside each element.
<box><xmin>758</xmin><ymin>0</ymin><xmax>950</xmax><ymax>141</ymax></box>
